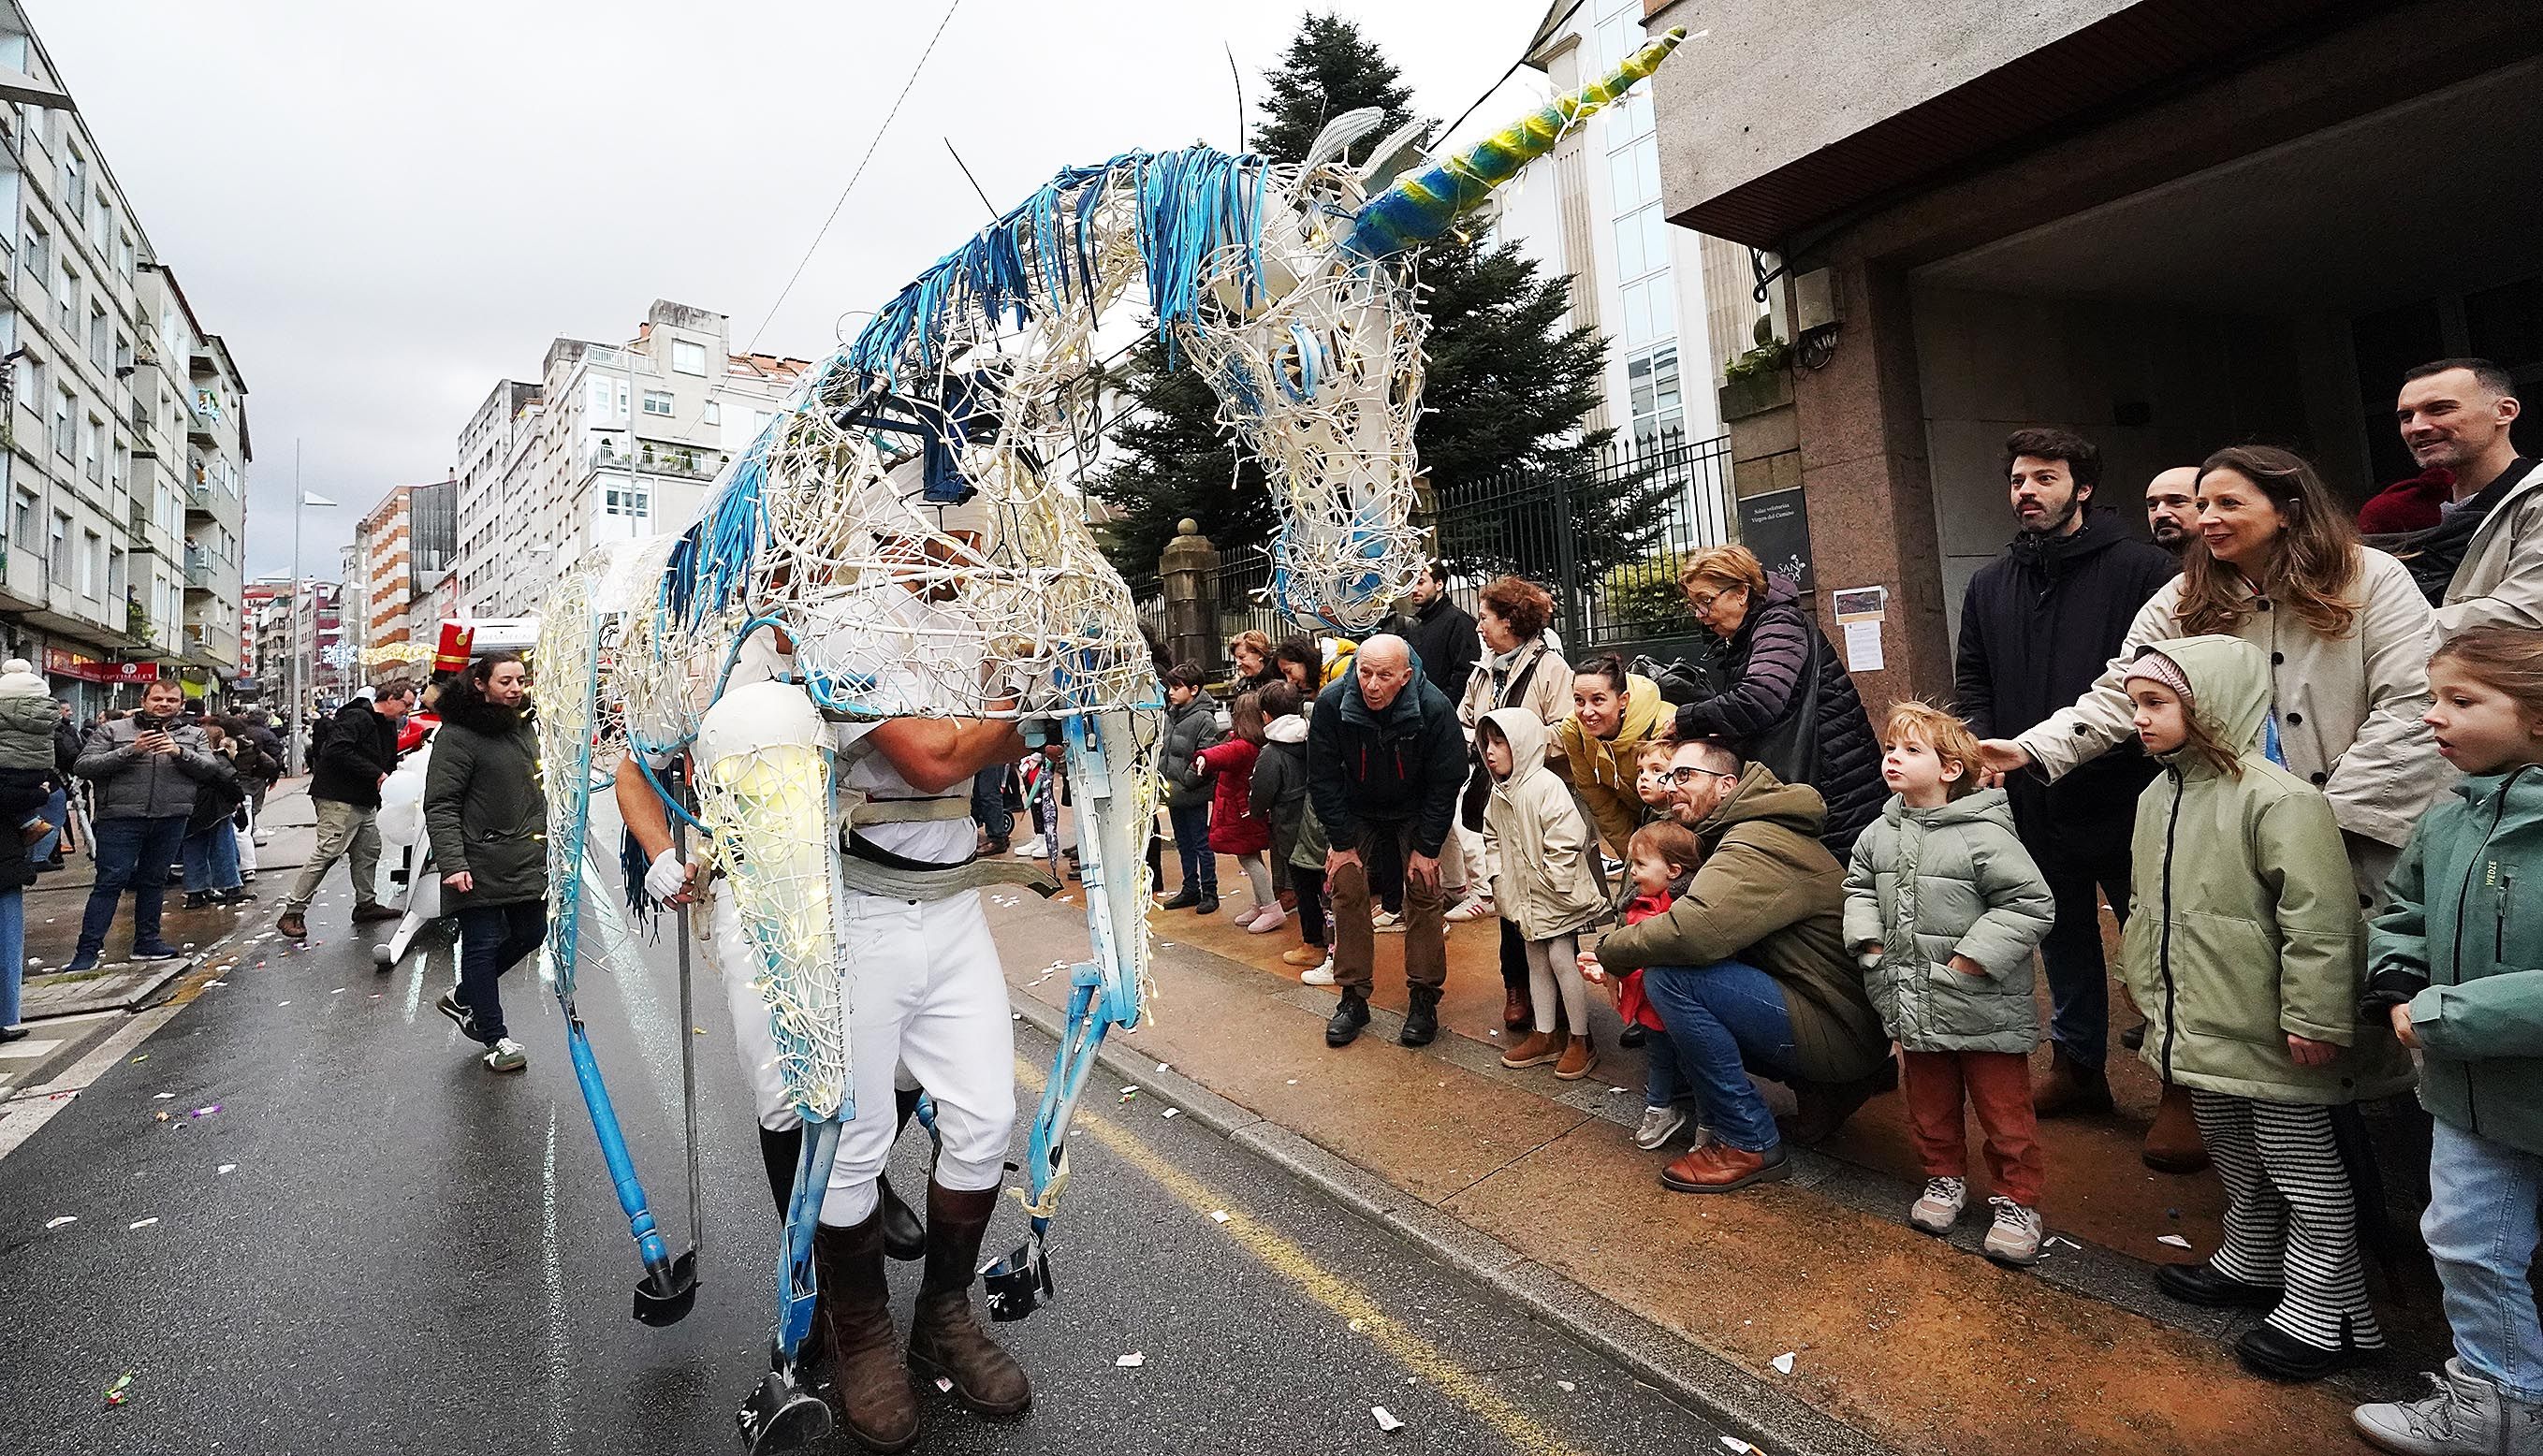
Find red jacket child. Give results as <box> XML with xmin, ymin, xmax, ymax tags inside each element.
<box><xmin>1193</xmin><ymin>737</ymin><xmax>1270</xmax><ymax>856</ymax></box>
<box><xmin>1612</xmin><ymin>874</ymin><xmax>1692</xmax><ymax>1033</ymax></box>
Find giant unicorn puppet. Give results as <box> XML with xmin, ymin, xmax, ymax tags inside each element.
<box><xmin>533</xmin><ymin>28</ymin><xmax>1684</xmax><ymax>1451</ymax></box>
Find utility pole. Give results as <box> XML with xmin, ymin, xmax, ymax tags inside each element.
<box><xmin>288</xmin><ymin>440</ymin><xmax>302</xmax><ymax>774</ymax></box>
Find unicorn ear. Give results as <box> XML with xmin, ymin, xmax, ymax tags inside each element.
<box><xmin>1300</xmin><ymin>107</ymin><xmax>1387</xmax><ymax>173</ymax></box>
<box><xmin>1357</xmin><ymin>119</ymin><xmax>1432</xmax><ymax>192</ymax></box>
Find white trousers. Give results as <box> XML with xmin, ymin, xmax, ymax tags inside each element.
<box><xmin>703</xmin><ymin>882</ymin><xmax>1017</xmax><ymax>1227</ymax></box>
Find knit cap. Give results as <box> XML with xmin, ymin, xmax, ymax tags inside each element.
<box><xmin>2121</xmin><ymin>647</ymin><xmax>2194</xmax><ymax>705</ymax></box>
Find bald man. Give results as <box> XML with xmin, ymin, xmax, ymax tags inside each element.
<box><xmin>2145</xmin><ymin>466</ymin><xmax>2200</xmax><ymax>554</ymax></box>
<box><xmin>1305</xmin><ymin>633</ymin><xmax>1469</xmax><ymax>1050</ymax></box>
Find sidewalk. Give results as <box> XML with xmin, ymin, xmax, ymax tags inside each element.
<box><xmin>985</xmin><ymin>852</ymin><xmax>2434</xmax><ymax>1456</ymax></box>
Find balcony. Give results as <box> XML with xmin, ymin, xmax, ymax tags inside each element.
<box><xmin>597</xmin><ymin>440</ymin><xmax>725</xmax><ymax>481</ymax></box>
<box><xmin>186</xmin><ymin>390</ymin><xmax>218</xmax><ymax>444</ymax></box>
<box><xmin>185</xmin><ymin>478</ymin><xmax>214</xmax><ymax>515</ymax></box>
<box><xmin>183</xmin><ymin>548</ymin><xmax>213</xmax><ymax>591</ymax></box>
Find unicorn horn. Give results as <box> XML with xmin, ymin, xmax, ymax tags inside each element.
<box><xmin>1344</xmin><ymin>26</ymin><xmax>1689</xmax><ymax>260</ymax></box>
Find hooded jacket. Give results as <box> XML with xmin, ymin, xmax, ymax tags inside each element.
<box><xmin>1479</xmin><ymin>707</ymin><xmax>1607</xmax><ymax>942</ymax></box>
<box><xmin>1554</xmin><ymin>671</ymin><xmax>1671</xmax><ymax>856</ymax></box>
<box><xmin>76</xmin><ymin>711</ymin><xmax>225</xmax><ymax>821</ymax></box>
<box><xmin>0</xmin><ymin>685</ymin><xmax>58</xmax><ymax>774</ymax></box>
<box><xmin>2015</xmin><ymin>546</ymin><xmax>2448</xmax><ymax>856</ymax></box>
<box><xmin>1843</xmin><ymin>786</ymin><xmax>2056</xmax><ymax>1055</ymax></box>
<box><xmin>1954</xmin><ymin>507</ymin><xmax>2175</xmax><ymax>818</ymax></box>
<box><xmin>1306</xmin><ymin>656</ymin><xmax>1467</xmax><ymax>857</ymax></box>
<box><xmin>1592</xmin><ymin>763</ymin><xmax>1888</xmax><ymax>1085</ymax></box>
<box><xmin>2366</xmin><ymin>764</ymin><xmax>2543</xmax><ymax>1157</ymax></box>
<box><xmin>1159</xmin><ymin>688</ymin><xmax>1225</xmax><ymax>812</ymax></box>
<box><xmin>1194</xmin><ymin>735</ymin><xmax>1269</xmax><ymax>856</ymax></box>
<box><xmin>422</xmin><ymin>675</ymin><xmax>548</xmax><ymax>910</ymax></box>
<box><xmin>2119</xmin><ymin>634</ymin><xmax>2415</xmax><ymax>1105</ymax></box>
<box><xmin>1250</xmin><ymin>713</ymin><xmax>1311</xmax><ymax>877</ymax></box>
<box><xmin>1673</xmin><ymin>574</ymin><xmax>1881</xmax><ymax>857</ymax></box>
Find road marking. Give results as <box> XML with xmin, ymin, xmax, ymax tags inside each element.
<box><xmin>542</xmin><ymin>1104</ymin><xmax>570</xmax><ymax>1456</ymax></box>
<box><xmin>404</xmin><ymin>946</ymin><xmax>429</xmax><ymax>1026</ymax></box>
<box><xmin>0</xmin><ymin>1039</ymin><xmax>65</xmax><ymax>1057</ymax></box>
<box><xmin>1016</xmin><ymin>1057</ymin><xmax>1593</xmax><ymax>1456</ymax></box>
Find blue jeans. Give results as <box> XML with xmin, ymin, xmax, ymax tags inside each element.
<box><xmin>972</xmin><ymin>763</ymin><xmax>1013</xmax><ymax>840</ymax></box>
<box><xmin>182</xmin><ymin>823</ymin><xmax>241</xmax><ymax>894</ymax></box>
<box><xmin>1644</xmin><ymin>1029</ymin><xmax>1688</xmax><ymax>1110</ymax></box>
<box><xmin>2426</xmin><ymin>1117</ymin><xmax>2543</xmax><ymax>1399</ymax></box>
<box><xmin>1638</xmin><ymin>960</ymin><xmax>1796</xmax><ymax>1153</ymax></box>
<box><xmin>0</xmin><ymin>887</ymin><xmax>22</xmax><ymax>1026</ymax></box>
<box><xmin>77</xmin><ymin>815</ymin><xmax>186</xmax><ymax>960</ymax></box>
<box><xmin>1168</xmin><ymin>804</ymin><xmax>1215</xmax><ymax>896</ymax></box>
<box><xmin>31</xmin><ymin>786</ymin><xmax>65</xmax><ymax>862</ymax></box>
<box><xmin>455</xmin><ymin>900</ymin><xmax>546</xmax><ymax>1043</ymax></box>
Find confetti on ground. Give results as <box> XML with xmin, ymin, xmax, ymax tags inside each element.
<box><xmin>45</xmin><ymin>1216</ymin><xmax>76</xmax><ymax>1230</ymax></box>
<box><xmin>104</xmin><ymin>1372</ymin><xmax>133</xmax><ymax>1407</ymax></box>
<box><xmin>128</xmin><ymin>1217</ymin><xmax>158</xmax><ymax>1230</ymax></box>
<box><xmin>2044</xmin><ymin>1235</ymin><xmax>2081</xmax><ymax>1250</ymax></box>
<box><xmin>153</xmin><ymin>1112</ymin><xmax>169</xmax><ymax>1123</ymax></box>
<box><xmin>191</xmin><ymin>1105</ymin><xmax>221</xmax><ymax>1118</ymax></box>
<box><xmin>206</xmin><ymin>980</ymin><xmax>227</xmax><ymax>987</ymax></box>
<box><xmin>276</xmin><ymin>1000</ymin><xmax>290</xmax><ymax>1006</ymax></box>
<box><xmin>1155</xmin><ymin>1062</ymin><xmax>1170</xmax><ymax>1073</ymax></box>
<box><xmin>692</xmin><ymin>1026</ymin><xmax>706</xmax><ymax>1036</ymax></box>
<box><xmin>1160</xmin><ymin>1108</ymin><xmax>1178</xmax><ymax>1119</ymax></box>
<box><xmin>153</xmin><ymin>1093</ymin><xmax>174</xmax><ymax>1100</ymax></box>
<box><xmin>1557</xmin><ymin>1380</ymin><xmax>1576</xmax><ymax>1392</ymax></box>
<box><xmin>331</xmin><ymin>988</ymin><xmax>344</xmax><ymax>995</ymax></box>
<box><xmin>1118</xmin><ymin>1088</ymin><xmax>1137</xmax><ymax>1103</ymax></box>
<box><xmin>1285</xmin><ymin>1078</ymin><xmax>1298</xmax><ymax>1085</ymax></box>
<box><xmin>1209</xmin><ymin>1210</ymin><xmax>1229</xmax><ymax>1224</ymax></box>
<box><xmin>1349</xmin><ymin>1318</ymin><xmax>1364</xmax><ymax>1332</ymax></box>
<box><xmin>933</xmin><ymin>1376</ymin><xmax>953</xmax><ymax>1392</ymax></box>
<box><xmin>129</xmin><ymin>1055</ymin><xmax>146</xmax><ymax>1064</ymax></box>
<box><xmin>1115</xmin><ymin>1352</ymin><xmax>1144</xmax><ymax>1368</ymax></box>
<box><xmin>1371</xmin><ymin>1406</ymin><xmax>1402</xmax><ymax>1432</ymax></box>
<box><xmin>1772</xmin><ymin>1352</ymin><xmax>1796</xmax><ymax>1375</ymax></box>
<box><xmin>216</xmin><ymin>1164</ymin><xmax>235</xmax><ymax>1175</ymax></box>
<box><xmin>2156</xmin><ymin>1233</ymin><xmax>2193</xmax><ymax>1249</ymax></box>
<box><xmin>1720</xmin><ymin>1439</ymin><xmax>1757</xmax><ymax>1455</ymax></box>
<box><xmin>1609</xmin><ymin>1086</ymin><xmax>1628</xmax><ymax>1095</ymax></box>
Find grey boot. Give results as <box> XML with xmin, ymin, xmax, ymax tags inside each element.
<box><xmin>2353</xmin><ymin>1359</ymin><xmax>2540</xmax><ymax>1456</ymax></box>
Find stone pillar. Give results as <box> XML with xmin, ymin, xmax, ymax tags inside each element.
<box><xmin>1158</xmin><ymin>518</ymin><xmax>1220</xmax><ymax>675</ymax></box>
<box><xmin>1789</xmin><ymin>259</ymin><xmax>1950</xmax><ymax>707</ymax></box>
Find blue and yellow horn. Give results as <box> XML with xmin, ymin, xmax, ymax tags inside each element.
<box><xmin>1344</xmin><ymin>26</ymin><xmax>1688</xmax><ymax>260</ymax></box>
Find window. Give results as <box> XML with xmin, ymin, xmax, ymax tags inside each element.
<box><xmin>14</xmin><ymin>350</ymin><xmax>40</xmax><ymax>407</ymax></box>
<box><xmin>88</xmin><ymin>301</ymin><xmax>108</xmax><ymax>371</ymax></box>
<box><xmin>80</xmin><ymin>530</ymin><xmax>100</xmax><ymax>598</ymax></box>
<box><xmin>701</xmin><ymin>400</ymin><xmax>721</xmax><ymax>426</ymax></box>
<box><xmin>82</xmin><ymin>415</ymin><xmax>102</xmax><ymax>483</ymax></box>
<box><xmin>110</xmin><ymin>441</ymin><xmax>126</xmax><ymax>493</ymax></box>
<box><xmin>52</xmin><ymin>387</ymin><xmax>72</xmax><ymax>458</ymax></box>
<box><xmin>93</xmin><ymin>197</ymin><xmax>110</xmax><ymax>254</ymax></box>
<box><xmin>57</xmin><ymin>265</ymin><xmax>77</xmax><ymax>332</ymax></box>
<box><xmin>589</xmin><ymin>377</ymin><xmax>611</xmax><ymax>418</ymax></box>
<box><xmin>604</xmin><ymin>478</ymin><xmax>650</xmax><ymax>519</ymax></box>
<box><xmin>671</xmin><ymin>340</ymin><xmax>708</xmax><ymax>376</ymax></box>
<box><xmin>61</xmin><ymin>144</ymin><xmax>85</xmax><ymax>222</ymax></box>
<box><xmin>22</xmin><ymin>218</ymin><xmax>45</xmax><ymax>279</ymax></box>
<box><xmin>108</xmin><ymin>545</ymin><xmax>124</xmax><ymax>605</ymax></box>
<box><xmin>115</xmin><ymin>231</ymin><xmax>134</xmax><ymax>281</ymax></box>
<box><xmin>1626</xmin><ymin>343</ymin><xmax>1684</xmax><ymax>450</ymax></box>
<box><xmin>11</xmin><ymin>491</ymin><xmax>34</xmax><ymax>551</ymax></box>
<box><xmin>642</xmin><ymin>390</ymin><xmax>674</xmax><ymax>416</ymax></box>
<box><xmin>48</xmin><ymin>512</ymin><xmax>67</xmax><ymax>581</ymax></box>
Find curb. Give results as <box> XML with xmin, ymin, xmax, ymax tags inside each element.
<box><xmin>1010</xmin><ymin>993</ymin><xmax>1894</xmax><ymax>1456</ymax></box>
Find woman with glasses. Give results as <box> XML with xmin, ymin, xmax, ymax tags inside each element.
<box><xmin>1670</xmin><ymin>545</ymin><xmax>1882</xmax><ymax>857</ymax></box>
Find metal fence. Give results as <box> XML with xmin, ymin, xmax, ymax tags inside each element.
<box><xmin>1174</xmin><ymin>430</ymin><xmax>1735</xmax><ymax>677</ymax></box>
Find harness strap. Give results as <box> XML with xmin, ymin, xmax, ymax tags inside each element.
<box><xmin>837</xmin><ymin>829</ymin><xmax>1062</xmax><ymax>900</ymax></box>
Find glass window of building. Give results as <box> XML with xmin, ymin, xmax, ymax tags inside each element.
<box><xmin>641</xmin><ymin>390</ymin><xmax>673</xmax><ymax>416</ymax></box>
<box><xmin>671</xmin><ymin>340</ymin><xmax>708</xmax><ymax>376</ymax></box>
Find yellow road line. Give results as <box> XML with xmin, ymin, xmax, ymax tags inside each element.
<box><xmin>1016</xmin><ymin>1058</ymin><xmax>1596</xmax><ymax>1456</ymax></box>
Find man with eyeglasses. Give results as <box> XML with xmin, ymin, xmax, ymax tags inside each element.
<box><xmin>1588</xmin><ymin>737</ymin><xmax>1886</xmax><ymax>1192</ymax></box>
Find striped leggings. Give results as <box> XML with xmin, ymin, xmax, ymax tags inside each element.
<box><xmin>2193</xmin><ymin>1091</ymin><xmax>2383</xmax><ymax>1349</ymax></box>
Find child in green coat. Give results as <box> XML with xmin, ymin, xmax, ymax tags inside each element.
<box><xmin>2353</xmin><ymin>626</ymin><xmax>2543</xmax><ymax>1453</ymax></box>
<box><xmin>2119</xmin><ymin>636</ymin><xmax>2413</xmax><ymax>1383</ymax></box>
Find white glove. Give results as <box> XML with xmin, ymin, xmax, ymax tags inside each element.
<box><xmin>645</xmin><ymin>848</ymin><xmax>690</xmax><ymax>903</ymax></box>
<box><xmin>1857</xmin><ymin>950</ymin><xmax>1883</xmax><ymax>970</ymax></box>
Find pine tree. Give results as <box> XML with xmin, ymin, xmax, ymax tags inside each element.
<box><xmin>1089</xmin><ymin>12</ymin><xmax>1666</xmax><ymax>603</ymax></box>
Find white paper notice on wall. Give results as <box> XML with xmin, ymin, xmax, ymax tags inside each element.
<box><xmin>1843</xmin><ymin>619</ymin><xmax>1885</xmax><ymax>672</ymax></box>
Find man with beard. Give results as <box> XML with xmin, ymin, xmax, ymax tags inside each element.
<box><xmin>1953</xmin><ymin>429</ymin><xmax>2197</xmax><ymax>1168</ymax></box>
<box><xmin>2387</xmin><ymin>358</ymin><xmax>2537</xmax><ymax>634</ymax></box>
<box><xmin>2144</xmin><ymin>465</ymin><xmax>2200</xmax><ymax>555</ymax></box>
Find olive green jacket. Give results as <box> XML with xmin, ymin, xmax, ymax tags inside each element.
<box><xmin>2119</xmin><ymin>635</ymin><xmax>2414</xmax><ymax>1105</ymax></box>
<box><xmin>423</xmin><ymin>688</ymin><xmax>548</xmax><ymax>911</ymax></box>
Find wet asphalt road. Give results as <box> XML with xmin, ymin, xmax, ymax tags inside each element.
<box><xmin>0</xmin><ymin>874</ymin><xmax>1726</xmax><ymax>1456</ymax></box>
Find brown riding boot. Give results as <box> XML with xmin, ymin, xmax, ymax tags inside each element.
<box><xmin>906</xmin><ymin>1183</ymin><xmax>1032</xmax><ymax>1420</ymax></box>
<box><xmin>1502</xmin><ymin>983</ymin><xmax>1531</xmax><ymax>1031</ymax></box>
<box><xmin>811</xmin><ymin>1213</ymin><xmax>920</xmax><ymax>1452</ymax></box>
<box><xmin>2032</xmin><ymin>1048</ymin><xmax>2114</xmax><ymax>1117</ymax></box>
<box><xmin>2141</xmin><ymin>1082</ymin><xmax>2210</xmax><ymax>1173</ymax></box>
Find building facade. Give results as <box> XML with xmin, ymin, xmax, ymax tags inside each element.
<box><xmin>459</xmin><ymin>299</ymin><xmax>809</xmax><ymax>619</ymax></box>
<box><xmin>0</xmin><ymin>6</ymin><xmax>248</xmax><ymax>715</ymax></box>
<box><xmin>354</xmin><ymin>484</ymin><xmax>416</xmax><ymax>661</ymax></box>
<box><xmin>1646</xmin><ymin>0</ymin><xmax>2543</xmax><ymax>706</ymax></box>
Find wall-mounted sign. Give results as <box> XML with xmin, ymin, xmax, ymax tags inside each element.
<box><xmin>1735</xmin><ymin>488</ymin><xmax>1815</xmax><ymax>591</ymax></box>
<box><xmin>43</xmin><ymin>648</ymin><xmax>160</xmax><ymax>684</ymax></box>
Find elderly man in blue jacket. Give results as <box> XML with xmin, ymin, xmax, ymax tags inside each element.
<box><xmin>1308</xmin><ymin>633</ymin><xmax>1469</xmax><ymax>1050</ymax></box>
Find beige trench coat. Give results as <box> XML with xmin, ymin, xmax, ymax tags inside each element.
<box><xmin>2440</xmin><ymin>461</ymin><xmax>2543</xmax><ymax>637</ymax></box>
<box><xmin>2014</xmin><ymin>546</ymin><xmax>2451</xmax><ymax>878</ymax></box>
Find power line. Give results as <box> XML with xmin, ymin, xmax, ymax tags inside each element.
<box><xmin>742</xmin><ymin>0</ymin><xmax>965</xmax><ymax>359</ymax></box>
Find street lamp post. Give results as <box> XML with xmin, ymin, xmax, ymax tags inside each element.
<box><xmin>286</xmin><ymin>439</ymin><xmax>339</xmax><ymax>775</ymax></box>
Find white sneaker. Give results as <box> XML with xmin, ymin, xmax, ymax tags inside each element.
<box><xmin>1371</xmin><ymin>910</ymin><xmax>1404</xmax><ymax>935</ymax></box>
<box><xmin>1013</xmin><ymin>836</ymin><xmax>1048</xmax><ymax>859</ymax></box>
<box><xmin>1909</xmin><ymin>1176</ymin><xmax>1967</xmax><ymax>1235</ymax></box>
<box><xmin>1444</xmin><ymin>895</ymin><xmax>1496</xmax><ymax>925</ymax></box>
<box><xmin>484</xmin><ymin>1037</ymin><xmax>528</xmax><ymax>1073</ymax></box>
<box><xmin>1633</xmin><ymin>1104</ymin><xmax>1688</xmax><ymax>1151</ymax></box>
<box><xmin>1300</xmin><ymin>956</ymin><xmax>1337</xmax><ymax>986</ymax></box>
<box><xmin>1982</xmin><ymin>1197</ymin><xmax>2042</xmax><ymax>1265</ymax></box>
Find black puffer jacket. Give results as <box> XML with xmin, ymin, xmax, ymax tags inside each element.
<box><xmin>1395</xmin><ymin>594</ymin><xmax>1480</xmax><ymax>705</ymax></box>
<box><xmin>423</xmin><ymin>677</ymin><xmax>548</xmax><ymax>910</ymax></box>
<box><xmin>311</xmin><ymin>699</ymin><xmax>395</xmax><ymax>808</ymax></box>
<box><xmin>1673</xmin><ymin>574</ymin><xmax>1881</xmax><ymax>857</ymax></box>
<box><xmin>1954</xmin><ymin>508</ymin><xmax>2179</xmax><ymax>819</ymax></box>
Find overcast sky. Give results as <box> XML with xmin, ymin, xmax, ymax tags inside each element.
<box><xmin>29</xmin><ymin>0</ymin><xmax>1556</xmax><ymax>580</ymax></box>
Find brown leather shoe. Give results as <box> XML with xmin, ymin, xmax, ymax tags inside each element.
<box><xmin>1660</xmin><ymin>1141</ymin><xmax>1790</xmax><ymax>1193</ymax></box>
<box><xmin>351</xmin><ymin>902</ymin><xmax>402</xmax><ymax>924</ymax></box>
<box><xmin>1502</xmin><ymin>984</ymin><xmax>1531</xmax><ymax>1032</ymax></box>
<box><xmin>1553</xmin><ymin>1034</ymin><xmax>1598</xmax><ymax>1082</ymax></box>
<box><xmin>906</xmin><ymin>1183</ymin><xmax>1031</xmax><ymax>1420</ymax></box>
<box><xmin>2141</xmin><ymin>1082</ymin><xmax>2210</xmax><ymax>1173</ymax></box>
<box><xmin>812</xmin><ymin>1213</ymin><xmax>919</xmax><ymax>1451</ymax></box>
<box><xmin>276</xmin><ymin>910</ymin><xmax>308</xmax><ymax>940</ymax></box>
<box><xmin>2032</xmin><ymin>1048</ymin><xmax>2114</xmax><ymax>1117</ymax></box>
<box><xmin>1499</xmin><ymin>1028</ymin><xmax>1563</xmax><ymax>1069</ymax></box>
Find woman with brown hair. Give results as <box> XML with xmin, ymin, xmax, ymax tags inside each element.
<box><xmin>1670</xmin><ymin>544</ymin><xmax>1883</xmax><ymax>856</ymax></box>
<box><xmin>1978</xmin><ymin>444</ymin><xmax>2449</xmax><ymax>1169</ymax></box>
<box><xmin>1228</xmin><ymin>630</ymin><xmax>1279</xmax><ymax>694</ymax></box>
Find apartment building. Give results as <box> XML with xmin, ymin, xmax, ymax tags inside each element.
<box><xmin>460</xmin><ymin>299</ymin><xmax>809</xmax><ymax>619</ymax></box>
<box><xmin>1646</xmin><ymin>0</ymin><xmax>2543</xmax><ymax>707</ymax></box>
<box><xmin>354</xmin><ymin>485</ymin><xmax>416</xmax><ymax>658</ymax></box>
<box><xmin>243</xmin><ymin>575</ymin><xmax>345</xmax><ymax>712</ymax></box>
<box><xmin>0</xmin><ymin>6</ymin><xmax>248</xmax><ymax>715</ymax></box>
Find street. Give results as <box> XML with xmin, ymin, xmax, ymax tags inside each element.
<box><xmin>0</xmin><ymin>866</ymin><xmax>1728</xmax><ymax>1456</ymax></box>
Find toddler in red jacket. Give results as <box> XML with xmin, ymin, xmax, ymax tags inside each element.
<box><xmin>1581</xmin><ymin>820</ymin><xmax>1705</xmax><ymax>1152</ymax></box>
